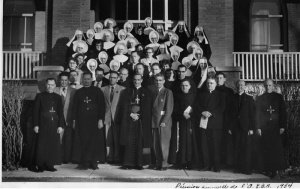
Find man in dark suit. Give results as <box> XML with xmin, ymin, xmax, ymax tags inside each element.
<box><xmin>194</xmin><ymin>77</ymin><xmax>225</xmax><ymax>172</ymax></box>
<box><xmin>150</xmin><ymin>74</ymin><xmax>174</xmax><ymax>170</ymax></box>
<box><xmin>135</xmin><ymin>63</ymin><xmax>150</xmax><ymax>87</ymax></box>
<box><xmin>54</xmin><ymin>72</ymin><xmax>76</xmax><ymax>163</ymax></box>
<box><xmin>228</xmin><ymin>80</ymin><xmax>255</xmax><ymax>175</ymax></box>
<box><xmin>93</xmin><ymin>68</ymin><xmax>109</xmax><ymax>88</ymax></box>
<box><xmin>256</xmin><ymin>79</ymin><xmax>287</xmax><ymax>178</ymax></box>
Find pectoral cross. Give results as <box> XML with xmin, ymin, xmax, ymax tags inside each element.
<box><xmin>84</xmin><ymin>96</ymin><xmax>91</xmax><ymax>104</ymax></box>
<box><xmin>267</xmin><ymin>106</ymin><xmax>275</xmax><ymax>114</ymax></box>
<box><xmin>49</xmin><ymin>107</ymin><xmax>56</xmax><ymax>113</ymax></box>
<box><xmin>135</xmin><ymin>95</ymin><xmax>140</xmax><ymax>104</ymax></box>
<box><xmin>49</xmin><ymin>107</ymin><xmax>55</xmax><ymax>120</ymax></box>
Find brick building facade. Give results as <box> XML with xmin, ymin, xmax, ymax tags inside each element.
<box><xmin>3</xmin><ymin>0</ymin><xmax>300</xmax><ymax>67</ymax></box>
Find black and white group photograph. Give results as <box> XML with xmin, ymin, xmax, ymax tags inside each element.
<box><xmin>1</xmin><ymin>0</ymin><xmax>300</xmax><ymax>188</ymax></box>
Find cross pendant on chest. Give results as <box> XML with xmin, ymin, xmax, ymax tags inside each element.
<box><xmin>49</xmin><ymin>107</ymin><xmax>55</xmax><ymax>113</ymax></box>
<box><xmin>84</xmin><ymin>96</ymin><xmax>91</xmax><ymax>104</ymax></box>
<box><xmin>135</xmin><ymin>95</ymin><xmax>140</xmax><ymax>104</ymax></box>
<box><xmin>267</xmin><ymin>106</ymin><xmax>275</xmax><ymax>114</ymax></box>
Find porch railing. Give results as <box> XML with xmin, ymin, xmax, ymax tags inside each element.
<box><xmin>3</xmin><ymin>51</ymin><xmax>44</xmax><ymax>80</ymax></box>
<box><xmin>233</xmin><ymin>52</ymin><xmax>300</xmax><ymax>81</ymax></box>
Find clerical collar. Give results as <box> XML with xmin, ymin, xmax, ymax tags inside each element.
<box><xmin>209</xmin><ymin>89</ymin><xmax>214</xmax><ymax>93</ymax></box>
<box><xmin>46</xmin><ymin>90</ymin><xmax>54</xmax><ymax>93</ymax></box>
<box><xmin>239</xmin><ymin>91</ymin><xmax>244</xmax><ymax>96</ymax></box>
<box><xmin>84</xmin><ymin>85</ymin><xmax>91</xmax><ymax>88</ymax></box>
<box><xmin>135</xmin><ymin>86</ymin><xmax>141</xmax><ymax>90</ymax></box>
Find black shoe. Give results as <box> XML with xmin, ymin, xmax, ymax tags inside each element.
<box><xmin>91</xmin><ymin>164</ymin><xmax>99</xmax><ymax>170</ymax></box>
<box><xmin>37</xmin><ymin>166</ymin><xmax>45</xmax><ymax>172</ymax></box>
<box><xmin>200</xmin><ymin>166</ymin><xmax>212</xmax><ymax>171</ymax></box>
<box><xmin>177</xmin><ymin>165</ymin><xmax>184</xmax><ymax>170</ymax></box>
<box><xmin>136</xmin><ymin>166</ymin><xmax>144</xmax><ymax>170</ymax></box>
<box><xmin>28</xmin><ymin>166</ymin><xmax>38</xmax><ymax>172</ymax></box>
<box><xmin>187</xmin><ymin>163</ymin><xmax>193</xmax><ymax>170</ymax></box>
<box><xmin>154</xmin><ymin>166</ymin><xmax>162</xmax><ymax>170</ymax></box>
<box><xmin>46</xmin><ymin>166</ymin><xmax>57</xmax><ymax>172</ymax></box>
<box><xmin>270</xmin><ymin>171</ymin><xmax>277</xmax><ymax>179</ymax></box>
<box><xmin>82</xmin><ymin>163</ymin><xmax>89</xmax><ymax>170</ymax></box>
<box><xmin>120</xmin><ymin>165</ymin><xmax>132</xmax><ymax>170</ymax></box>
<box><xmin>161</xmin><ymin>167</ymin><xmax>167</xmax><ymax>171</ymax></box>
<box><xmin>213</xmin><ymin>168</ymin><xmax>221</xmax><ymax>173</ymax></box>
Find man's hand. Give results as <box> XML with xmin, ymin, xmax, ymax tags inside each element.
<box><xmin>130</xmin><ymin>113</ymin><xmax>139</xmax><ymax>121</ymax></box>
<box><xmin>183</xmin><ymin>112</ymin><xmax>190</xmax><ymax>119</ymax></box>
<box><xmin>98</xmin><ymin>120</ymin><xmax>104</xmax><ymax>129</ymax></box>
<box><xmin>228</xmin><ymin>130</ymin><xmax>232</xmax><ymax>135</ymax></box>
<box><xmin>280</xmin><ymin>128</ymin><xmax>285</xmax><ymax>135</ymax></box>
<box><xmin>34</xmin><ymin>126</ymin><xmax>39</xmax><ymax>133</ymax></box>
<box><xmin>57</xmin><ymin>127</ymin><xmax>63</xmax><ymax>134</ymax></box>
<box><xmin>202</xmin><ymin>111</ymin><xmax>212</xmax><ymax>118</ymax></box>
<box><xmin>257</xmin><ymin>129</ymin><xmax>262</xmax><ymax>136</ymax></box>
<box><xmin>248</xmin><ymin>130</ymin><xmax>253</xmax><ymax>135</ymax></box>
<box><xmin>73</xmin><ymin>120</ymin><xmax>76</xmax><ymax>129</ymax></box>
<box><xmin>160</xmin><ymin>123</ymin><xmax>166</xmax><ymax>127</ymax></box>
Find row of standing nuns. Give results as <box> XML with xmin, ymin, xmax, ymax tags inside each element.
<box><xmin>65</xmin><ymin>18</ymin><xmax>213</xmax><ymax>85</ymax></box>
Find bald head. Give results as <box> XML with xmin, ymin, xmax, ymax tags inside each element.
<box><xmin>264</xmin><ymin>78</ymin><xmax>274</xmax><ymax>93</ymax></box>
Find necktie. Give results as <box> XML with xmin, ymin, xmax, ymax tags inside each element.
<box><xmin>110</xmin><ymin>86</ymin><xmax>114</xmax><ymax>102</ymax></box>
<box><xmin>238</xmin><ymin>94</ymin><xmax>242</xmax><ymax>110</ymax></box>
<box><xmin>62</xmin><ymin>87</ymin><xmax>66</xmax><ymax>105</ymax></box>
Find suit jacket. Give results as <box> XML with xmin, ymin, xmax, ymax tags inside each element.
<box><xmin>230</xmin><ymin>93</ymin><xmax>255</xmax><ymax>132</ymax></box>
<box><xmin>101</xmin><ymin>84</ymin><xmax>125</xmax><ymax>125</ymax></box>
<box><xmin>54</xmin><ymin>86</ymin><xmax>76</xmax><ymax>126</ymax></box>
<box><xmin>150</xmin><ymin>87</ymin><xmax>174</xmax><ymax>129</ymax></box>
<box><xmin>194</xmin><ymin>89</ymin><xmax>226</xmax><ymax>130</ymax></box>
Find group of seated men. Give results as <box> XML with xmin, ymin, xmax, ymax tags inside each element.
<box><xmin>30</xmin><ymin>18</ymin><xmax>287</xmax><ymax>179</ymax></box>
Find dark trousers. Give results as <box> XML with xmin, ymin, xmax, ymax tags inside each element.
<box><xmin>61</xmin><ymin>126</ymin><xmax>73</xmax><ymax>162</ymax></box>
<box><xmin>200</xmin><ymin>128</ymin><xmax>222</xmax><ymax>170</ymax></box>
<box><xmin>233</xmin><ymin>127</ymin><xmax>252</xmax><ymax>173</ymax></box>
<box><xmin>168</xmin><ymin>116</ymin><xmax>179</xmax><ymax>164</ymax></box>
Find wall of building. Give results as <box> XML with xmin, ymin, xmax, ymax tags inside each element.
<box><xmin>51</xmin><ymin>0</ymin><xmax>91</xmax><ymax>66</ymax></box>
<box><xmin>197</xmin><ymin>0</ymin><xmax>234</xmax><ymax>67</ymax></box>
<box><xmin>34</xmin><ymin>12</ymin><xmax>46</xmax><ymax>52</ymax></box>
<box><xmin>287</xmin><ymin>3</ymin><xmax>300</xmax><ymax>52</ymax></box>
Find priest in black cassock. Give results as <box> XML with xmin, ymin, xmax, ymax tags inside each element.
<box><xmin>72</xmin><ymin>72</ymin><xmax>106</xmax><ymax>170</ymax></box>
<box><xmin>256</xmin><ymin>79</ymin><xmax>287</xmax><ymax>178</ymax></box>
<box><xmin>32</xmin><ymin>78</ymin><xmax>64</xmax><ymax>172</ymax></box>
<box><xmin>119</xmin><ymin>74</ymin><xmax>152</xmax><ymax>170</ymax></box>
<box><xmin>173</xmin><ymin>79</ymin><xmax>199</xmax><ymax>170</ymax></box>
<box><xmin>229</xmin><ymin>80</ymin><xmax>255</xmax><ymax>175</ymax></box>
<box><xmin>216</xmin><ymin>72</ymin><xmax>235</xmax><ymax>166</ymax></box>
<box><xmin>194</xmin><ymin>77</ymin><xmax>225</xmax><ymax>172</ymax></box>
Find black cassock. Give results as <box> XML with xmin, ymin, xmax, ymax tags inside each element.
<box><xmin>173</xmin><ymin>91</ymin><xmax>199</xmax><ymax>166</ymax></box>
<box><xmin>194</xmin><ymin>90</ymin><xmax>225</xmax><ymax>170</ymax></box>
<box><xmin>216</xmin><ymin>85</ymin><xmax>235</xmax><ymax>165</ymax></box>
<box><xmin>230</xmin><ymin>93</ymin><xmax>255</xmax><ymax>173</ymax></box>
<box><xmin>120</xmin><ymin>87</ymin><xmax>152</xmax><ymax>167</ymax></box>
<box><xmin>72</xmin><ymin>86</ymin><xmax>106</xmax><ymax>163</ymax></box>
<box><xmin>256</xmin><ymin>92</ymin><xmax>287</xmax><ymax>172</ymax></box>
<box><xmin>32</xmin><ymin>92</ymin><xmax>65</xmax><ymax>167</ymax></box>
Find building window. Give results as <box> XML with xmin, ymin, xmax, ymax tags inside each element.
<box><xmin>3</xmin><ymin>0</ymin><xmax>35</xmax><ymax>51</ymax></box>
<box><xmin>114</xmin><ymin>0</ymin><xmax>164</xmax><ymax>21</ymax></box>
<box><xmin>250</xmin><ymin>0</ymin><xmax>284</xmax><ymax>52</ymax></box>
